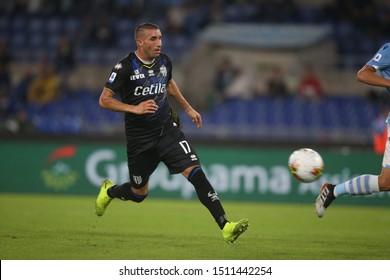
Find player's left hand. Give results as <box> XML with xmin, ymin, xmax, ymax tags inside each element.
<box><xmin>186</xmin><ymin>108</ymin><xmax>202</xmax><ymax>128</ymax></box>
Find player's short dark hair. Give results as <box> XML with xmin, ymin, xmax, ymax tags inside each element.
<box><xmin>134</xmin><ymin>22</ymin><xmax>160</xmax><ymax>40</ymax></box>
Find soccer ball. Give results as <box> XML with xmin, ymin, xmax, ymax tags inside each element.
<box><xmin>288</xmin><ymin>148</ymin><xmax>324</xmax><ymax>183</ymax></box>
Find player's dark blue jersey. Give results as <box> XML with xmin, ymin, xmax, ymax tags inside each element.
<box><xmin>104</xmin><ymin>52</ymin><xmax>173</xmax><ymax>130</ymax></box>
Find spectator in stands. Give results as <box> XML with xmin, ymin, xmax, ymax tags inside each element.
<box><xmin>7</xmin><ymin>67</ymin><xmax>33</xmax><ymax>115</ymax></box>
<box><xmin>0</xmin><ymin>82</ymin><xmax>7</xmax><ymax>122</ymax></box>
<box><xmin>54</xmin><ymin>35</ymin><xmax>75</xmax><ymax>92</ymax></box>
<box><xmin>166</xmin><ymin>2</ymin><xmax>187</xmax><ymax>35</ymax></box>
<box><xmin>266</xmin><ymin>66</ymin><xmax>289</xmax><ymax>98</ymax></box>
<box><xmin>372</xmin><ymin>105</ymin><xmax>389</xmax><ymax>155</ymax></box>
<box><xmin>367</xmin><ymin>88</ymin><xmax>387</xmax><ymax>103</ymax></box>
<box><xmin>297</xmin><ymin>64</ymin><xmax>323</xmax><ymax>100</ymax></box>
<box><xmin>27</xmin><ymin>59</ymin><xmax>60</xmax><ymax>105</ymax></box>
<box><xmin>214</xmin><ymin>56</ymin><xmax>239</xmax><ymax>102</ymax></box>
<box><xmin>89</xmin><ymin>15</ymin><xmax>117</xmax><ymax>48</ymax></box>
<box><xmin>225</xmin><ymin>67</ymin><xmax>255</xmax><ymax>101</ymax></box>
<box><xmin>0</xmin><ymin>74</ymin><xmax>8</xmax><ymax>118</ymax></box>
<box><xmin>0</xmin><ymin>39</ymin><xmax>11</xmax><ymax>71</ymax></box>
<box><xmin>365</xmin><ymin>88</ymin><xmax>389</xmax><ymax>154</ymax></box>
<box><xmin>0</xmin><ymin>40</ymin><xmax>12</xmax><ymax>121</ymax></box>
<box><xmin>1</xmin><ymin>67</ymin><xmax>35</xmax><ymax>133</ymax></box>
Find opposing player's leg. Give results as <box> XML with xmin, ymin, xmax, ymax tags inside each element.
<box><xmin>315</xmin><ymin>183</ymin><xmax>336</xmax><ymax>218</ymax></box>
<box><xmin>378</xmin><ymin>167</ymin><xmax>390</xmax><ymax>191</ymax></box>
<box><xmin>316</xmin><ymin>174</ymin><xmax>381</xmax><ymax>218</ymax></box>
<box><xmin>316</xmin><ymin>126</ymin><xmax>390</xmax><ymax>218</ymax></box>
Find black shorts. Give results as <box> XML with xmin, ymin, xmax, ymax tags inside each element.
<box><xmin>126</xmin><ymin>122</ymin><xmax>200</xmax><ymax>188</ymax></box>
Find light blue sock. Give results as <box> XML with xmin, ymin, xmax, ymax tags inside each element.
<box><xmin>334</xmin><ymin>175</ymin><xmax>379</xmax><ymax>197</ymax></box>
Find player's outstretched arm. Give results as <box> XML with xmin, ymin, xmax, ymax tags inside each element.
<box><xmin>357</xmin><ymin>65</ymin><xmax>390</xmax><ymax>88</ymax></box>
<box><xmin>166</xmin><ymin>79</ymin><xmax>202</xmax><ymax>128</ymax></box>
<box><xmin>99</xmin><ymin>87</ymin><xmax>158</xmax><ymax>115</ymax></box>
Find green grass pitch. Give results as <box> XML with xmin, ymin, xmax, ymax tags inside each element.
<box><xmin>0</xmin><ymin>193</ymin><xmax>389</xmax><ymax>260</ymax></box>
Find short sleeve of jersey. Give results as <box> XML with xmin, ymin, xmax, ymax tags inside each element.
<box><xmin>367</xmin><ymin>43</ymin><xmax>390</xmax><ymax>73</ymax></box>
<box><xmin>104</xmin><ymin>60</ymin><xmax>128</xmax><ymax>94</ymax></box>
<box><xmin>367</xmin><ymin>43</ymin><xmax>390</xmax><ymax>94</ymax></box>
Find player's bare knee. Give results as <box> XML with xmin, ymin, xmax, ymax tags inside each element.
<box><xmin>378</xmin><ymin>174</ymin><xmax>390</xmax><ymax>191</ymax></box>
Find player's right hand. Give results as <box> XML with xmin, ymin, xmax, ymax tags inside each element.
<box><xmin>133</xmin><ymin>100</ymin><xmax>159</xmax><ymax>115</ymax></box>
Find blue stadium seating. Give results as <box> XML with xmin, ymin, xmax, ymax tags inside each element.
<box><xmin>27</xmin><ymin>89</ymin><xmax>377</xmax><ymax>143</ymax></box>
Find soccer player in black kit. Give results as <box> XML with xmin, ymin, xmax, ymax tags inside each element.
<box><xmin>95</xmin><ymin>23</ymin><xmax>248</xmax><ymax>244</ymax></box>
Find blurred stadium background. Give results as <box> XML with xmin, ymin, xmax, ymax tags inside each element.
<box><xmin>1</xmin><ymin>0</ymin><xmax>389</xmax><ymax>143</ymax></box>
<box><xmin>0</xmin><ymin>0</ymin><xmax>389</xmax><ymax>205</ymax></box>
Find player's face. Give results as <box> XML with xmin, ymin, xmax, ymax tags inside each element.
<box><xmin>138</xmin><ymin>29</ymin><xmax>162</xmax><ymax>60</ymax></box>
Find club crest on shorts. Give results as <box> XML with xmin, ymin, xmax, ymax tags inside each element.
<box><xmin>133</xmin><ymin>175</ymin><xmax>142</xmax><ymax>185</ymax></box>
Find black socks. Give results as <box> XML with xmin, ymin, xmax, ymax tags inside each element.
<box><xmin>108</xmin><ymin>182</ymin><xmax>147</xmax><ymax>203</ymax></box>
<box><xmin>187</xmin><ymin>166</ymin><xmax>228</xmax><ymax>229</ymax></box>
